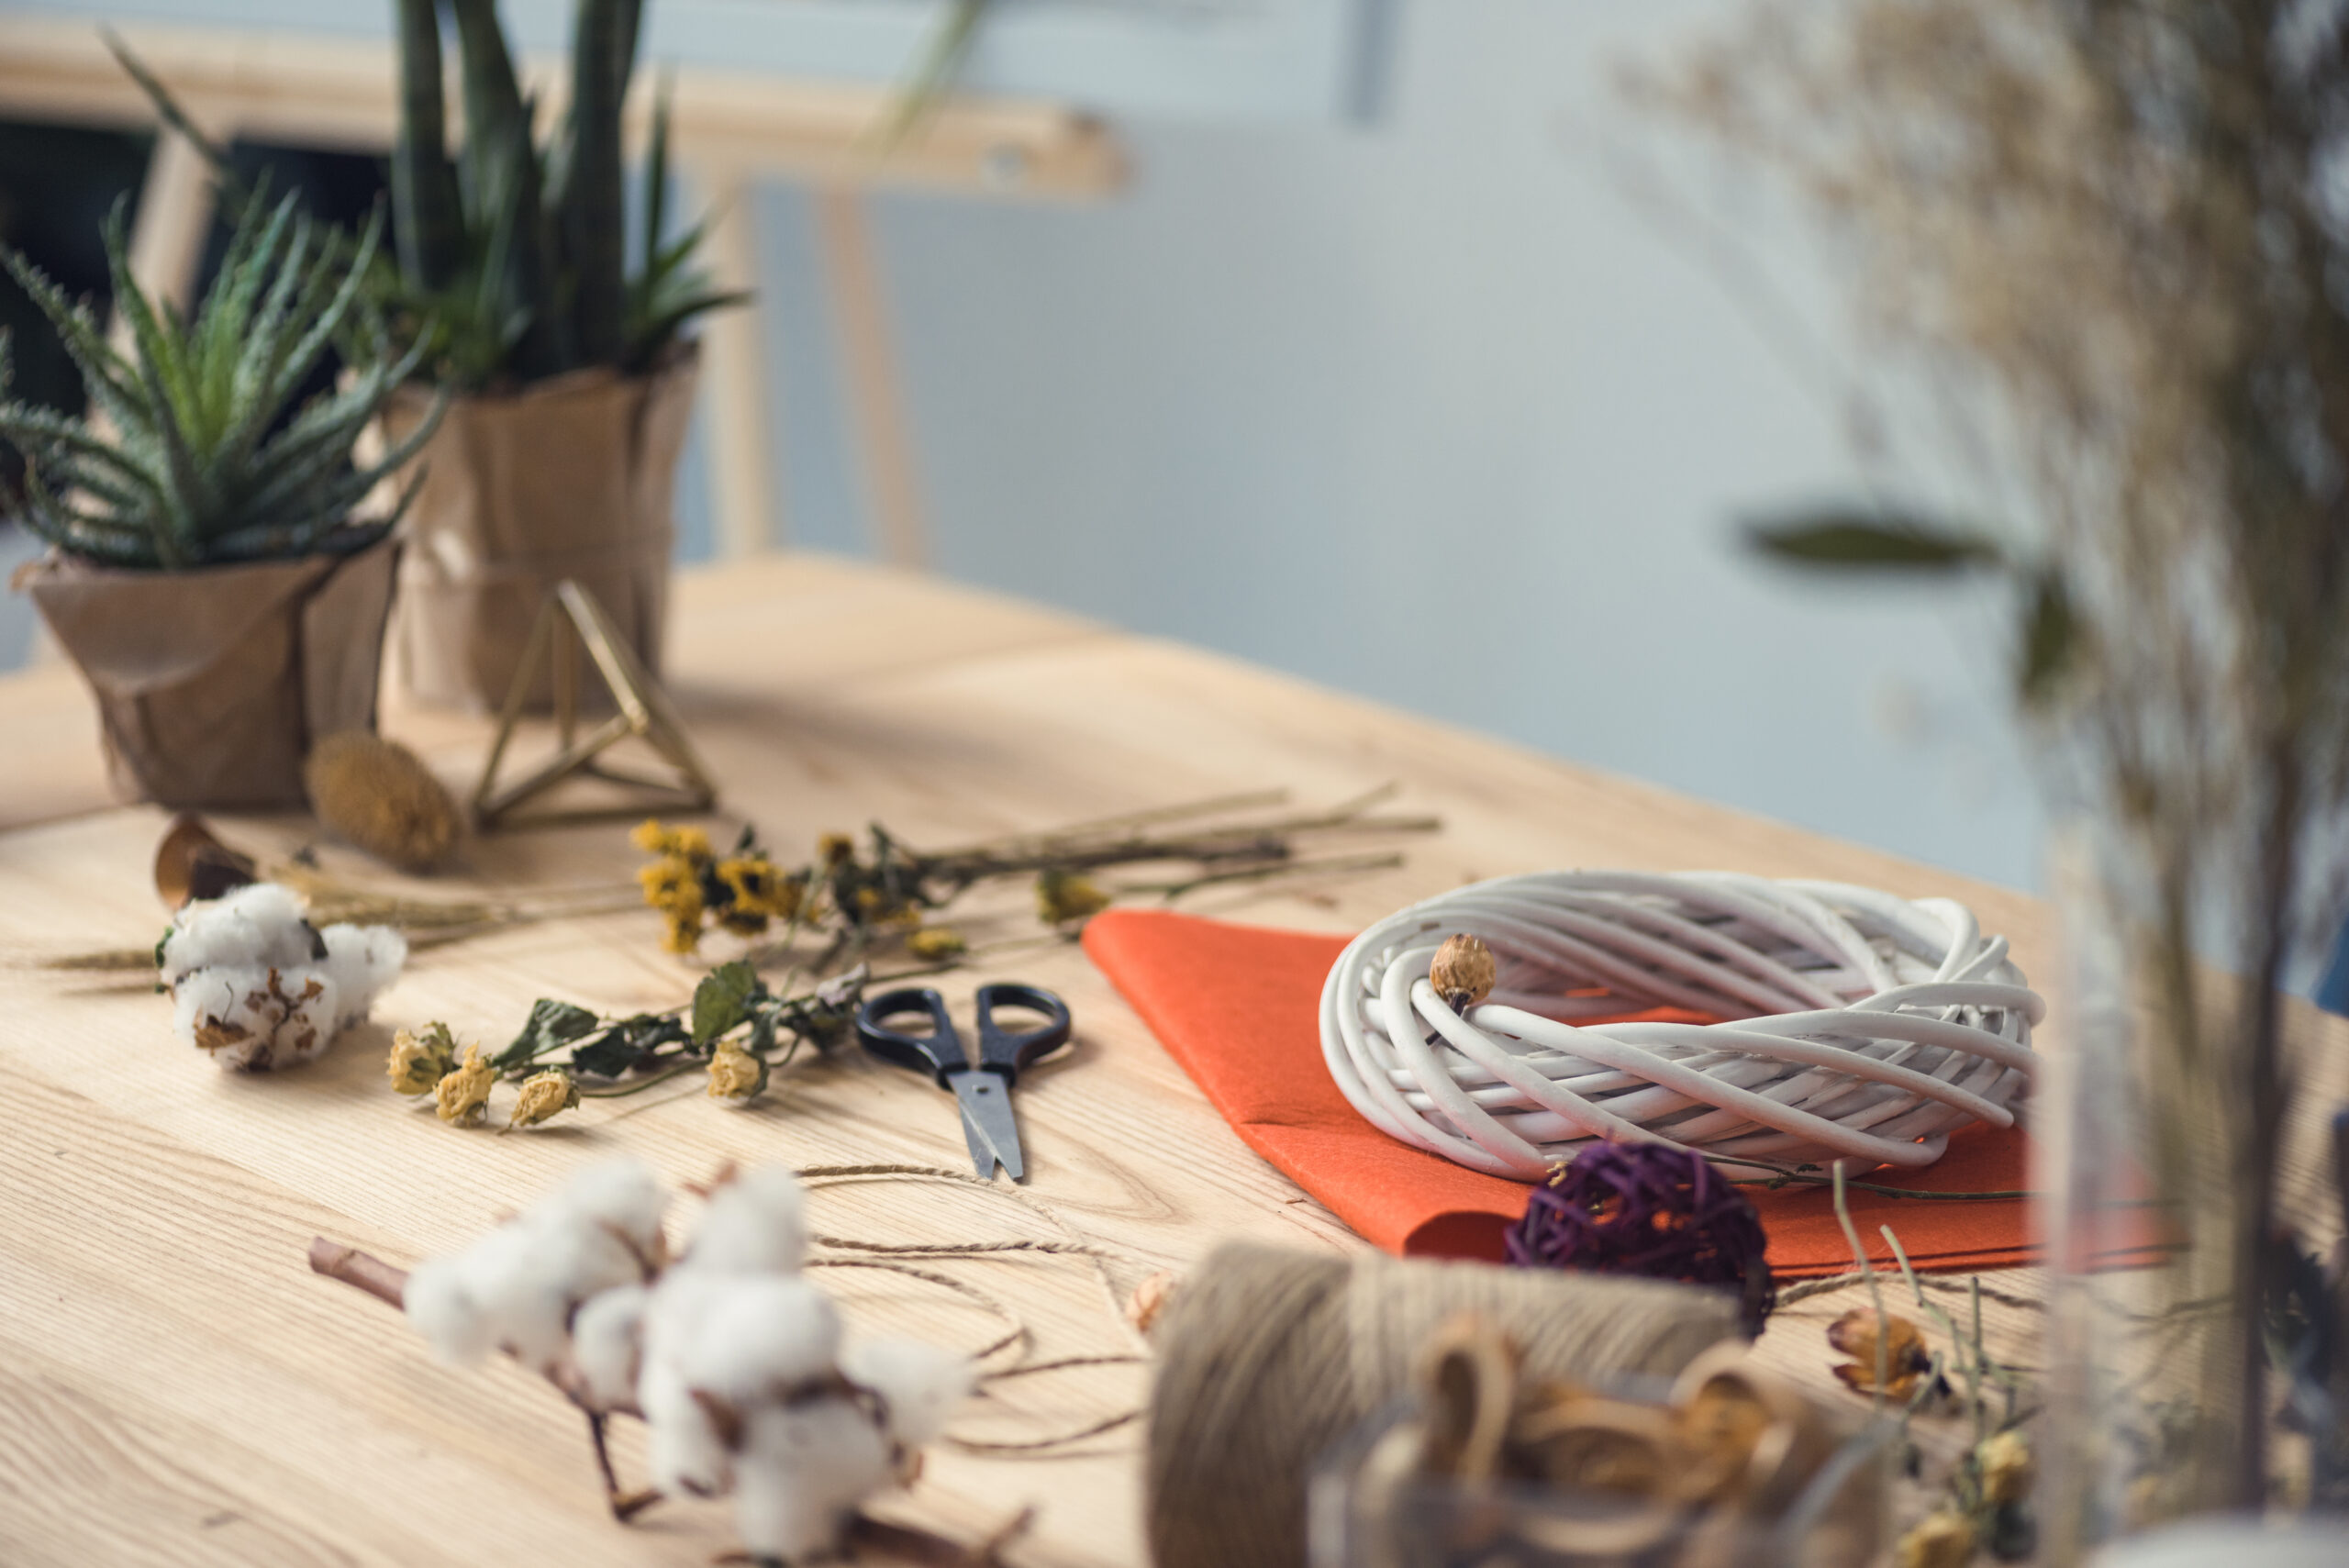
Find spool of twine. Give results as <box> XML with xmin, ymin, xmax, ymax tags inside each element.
<box><xmin>1144</xmin><ymin>1241</ymin><xmax>1742</xmax><ymax>1568</ymax></box>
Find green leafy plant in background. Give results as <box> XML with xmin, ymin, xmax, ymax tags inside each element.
<box><xmin>0</xmin><ymin>189</ymin><xmax>440</xmax><ymax>569</ymax></box>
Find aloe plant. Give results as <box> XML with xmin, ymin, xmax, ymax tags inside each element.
<box><xmin>0</xmin><ymin>189</ymin><xmax>440</xmax><ymax>570</ymax></box>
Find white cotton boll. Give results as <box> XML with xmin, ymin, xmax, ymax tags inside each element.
<box><xmin>679</xmin><ymin>1164</ymin><xmax>808</xmax><ymax>1277</ymax></box>
<box><xmin>571</xmin><ymin>1284</ymin><xmax>649</xmax><ymax>1411</ymax></box>
<box><xmin>318</xmin><ymin>922</ymin><xmax>406</xmax><ymax>1029</ymax></box>
<box><xmin>674</xmin><ymin>1276</ymin><xmax>841</xmax><ymax>1408</ymax></box>
<box><xmin>841</xmin><ymin>1338</ymin><xmax>973</xmax><ymax>1451</ymax></box>
<box><xmin>640</xmin><ymin>1352</ymin><xmax>734</xmax><ymax>1498</ymax></box>
<box><xmin>172</xmin><ymin>961</ymin><xmax>343</xmax><ymax>1071</ymax></box>
<box><xmin>159</xmin><ymin>883</ymin><xmax>317</xmax><ymax>984</ymax></box>
<box><xmin>536</xmin><ymin>1156</ymin><xmax>670</xmax><ymax>1265</ymax></box>
<box><xmin>404</xmin><ymin>1252</ymin><xmax>496</xmax><ymax>1365</ymax></box>
<box><xmin>732</xmin><ymin>1399</ymin><xmax>894</xmax><ymax>1563</ymax></box>
<box><xmin>161</xmin><ymin>883</ymin><xmax>398</xmax><ymax>1070</ymax></box>
<box><xmin>473</xmin><ymin>1210</ymin><xmax>660</xmax><ymax>1375</ymax></box>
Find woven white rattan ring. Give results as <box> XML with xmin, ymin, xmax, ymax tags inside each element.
<box><xmin>1319</xmin><ymin>872</ymin><xmax>2043</xmax><ymax>1180</ymax></box>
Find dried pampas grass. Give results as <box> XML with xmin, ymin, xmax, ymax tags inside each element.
<box><xmin>304</xmin><ymin>732</ymin><xmax>463</xmax><ymax>873</ymax></box>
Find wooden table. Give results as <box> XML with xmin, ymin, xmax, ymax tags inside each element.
<box><xmin>0</xmin><ymin>553</ymin><xmax>2332</xmax><ymax>1567</ymax></box>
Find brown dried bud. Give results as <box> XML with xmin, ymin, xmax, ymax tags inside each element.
<box><xmin>1126</xmin><ymin>1270</ymin><xmax>1180</xmax><ymax>1338</ymax></box>
<box><xmin>1431</xmin><ymin>933</ymin><xmax>1497</xmax><ymax>1010</ymax></box>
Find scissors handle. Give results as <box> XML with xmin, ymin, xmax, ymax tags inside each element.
<box><xmin>856</xmin><ymin>987</ymin><xmax>966</xmax><ymax>1086</ymax></box>
<box><xmin>973</xmin><ymin>983</ymin><xmax>1072</xmax><ymax>1086</ymax></box>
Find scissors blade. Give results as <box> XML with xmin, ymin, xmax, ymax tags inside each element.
<box><xmin>948</xmin><ymin>1070</ymin><xmax>1024</xmax><ymax>1181</ymax></box>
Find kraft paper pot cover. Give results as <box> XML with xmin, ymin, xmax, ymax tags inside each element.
<box><xmin>373</xmin><ymin>344</ymin><xmax>698</xmax><ymax>714</ymax></box>
<box><xmin>20</xmin><ymin>533</ymin><xmax>398</xmax><ymax>810</ymax></box>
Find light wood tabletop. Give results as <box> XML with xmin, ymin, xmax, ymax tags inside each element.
<box><xmin>0</xmin><ymin>552</ymin><xmax>2337</xmax><ymax>1567</ymax></box>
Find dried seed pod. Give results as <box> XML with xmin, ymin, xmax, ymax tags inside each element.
<box><xmin>304</xmin><ymin>732</ymin><xmax>462</xmax><ymax>873</ymax></box>
<box><xmin>153</xmin><ymin>813</ymin><xmax>259</xmax><ymax>907</ymax></box>
<box><xmin>1430</xmin><ymin>933</ymin><xmax>1497</xmax><ymax>1010</ymax></box>
<box><xmin>1126</xmin><ymin>1270</ymin><xmax>1180</xmax><ymax>1338</ymax></box>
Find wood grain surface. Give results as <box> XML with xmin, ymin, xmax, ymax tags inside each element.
<box><xmin>0</xmin><ymin>552</ymin><xmax>2340</xmax><ymax>1566</ymax></box>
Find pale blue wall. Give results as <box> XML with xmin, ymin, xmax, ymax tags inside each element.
<box><xmin>725</xmin><ymin>0</ymin><xmax>2045</xmax><ymax>891</ymax></box>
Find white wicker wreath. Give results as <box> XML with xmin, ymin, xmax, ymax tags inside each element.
<box><xmin>1319</xmin><ymin>871</ymin><xmax>2043</xmax><ymax>1180</ymax></box>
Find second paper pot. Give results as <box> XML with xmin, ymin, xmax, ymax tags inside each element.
<box><xmin>378</xmin><ymin>344</ymin><xmax>699</xmax><ymax>713</ymax></box>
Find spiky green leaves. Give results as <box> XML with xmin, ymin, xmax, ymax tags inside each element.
<box><xmin>0</xmin><ymin>190</ymin><xmax>444</xmax><ymax>570</ymax></box>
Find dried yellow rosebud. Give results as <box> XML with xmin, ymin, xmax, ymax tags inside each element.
<box><xmin>1977</xmin><ymin>1428</ymin><xmax>2032</xmax><ymax>1505</ymax></box>
<box><xmin>1431</xmin><ymin>933</ymin><xmax>1497</xmax><ymax>1010</ymax></box>
<box><xmin>507</xmin><ymin>1068</ymin><xmax>580</xmax><ymax>1129</ymax></box>
<box><xmin>707</xmin><ymin>1040</ymin><xmax>769</xmax><ymax>1102</ymax></box>
<box><xmin>906</xmin><ymin>926</ymin><xmax>967</xmax><ymax>961</ymax></box>
<box><xmin>434</xmin><ymin>1044</ymin><xmax>497</xmax><ymax>1126</ymax></box>
<box><xmin>1036</xmin><ymin>868</ymin><xmax>1111</xmax><ymax>926</ymax></box>
<box><xmin>387</xmin><ymin>1022</ymin><xmax>459</xmax><ymax>1095</ymax></box>
<box><xmin>1893</xmin><ymin>1510</ymin><xmax>1975</xmax><ymax>1568</ymax></box>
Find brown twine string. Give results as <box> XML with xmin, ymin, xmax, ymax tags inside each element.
<box><xmin>1776</xmin><ymin>1271</ymin><xmax>2047</xmax><ymax>1311</ymax></box>
<box><xmin>795</xmin><ymin>1162</ymin><xmax>1156</xmax><ymax>1453</ymax></box>
<box><xmin>1142</xmin><ymin>1243</ymin><xmax>1746</xmax><ymax>1568</ymax></box>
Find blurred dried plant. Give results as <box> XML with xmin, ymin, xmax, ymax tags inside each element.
<box><xmin>1637</xmin><ymin>0</ymin><xmax>2349</xmax><ymax>1533</ymax></box>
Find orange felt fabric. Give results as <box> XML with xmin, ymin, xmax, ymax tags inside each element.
<box><xmin>1083</xmin><ymin>907</ymin><xmax>2056</xmax><ymax>1278</ymax></box>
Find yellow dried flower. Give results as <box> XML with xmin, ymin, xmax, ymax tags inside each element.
<box><xmin>638</xmin><ymin>855</ymin><xmax>698</xmax><ymax>907</ymax></box>
<box><xmin>707</xmin><ymin>1040</ymin><xmax>769</xmax><ymax>1102</ymax></box>
<box><xmin>507</xmin><ymin>1068</ymin><xmax>581</xmax><ymax>1129</ymax></box>
<box><xmin>434</xmin><ymin>1044</ymin><xmax>496</xmax><ymax>1126</ymax></box>
<box><xmin>906</xmin><ymin>926</ymin><xmax>967</xmax><ymax>960</ymax></box>
<box><xmin>1036</xmin><ymin>868</ymin><xmax>1111</xmax><ymax>925</ymax></box>
<box><xmin>662</xmin><ymin>899</ymin><xmax>706</xmax><ymax>954</ymax></box>
<box><xmin>387</xmin><ymin>1022</ymin><xmax>459</xmax><ymax>1095</ymax></box>
<box><xmin>1828</xmin><ymin>1307</ymin><xmax>1936</xmax><ymax>1400</ymax></box>
<box><xmin>718</xmin><ymin>855</ymin><xmax>800</xmax><ymax>919</ymax></box>
<box><xmin>630</xmin><ymin>818</ymin><xmax>711</xmax><ymax>861</ymax></box>
<box><xmin>1977</xmin><ymin>1429</ymin><xmax>2032</xmax><ymax>1506</ymax></box>
<box><xmin>1893</xmin><ymin>1510</ymin><xmax>1974</xmax><ymax>1568</ymax></box>
<box><xmin>818</xmin><ymin>831</ymin><xmax>856</xmax><ymax>868</ymax></box>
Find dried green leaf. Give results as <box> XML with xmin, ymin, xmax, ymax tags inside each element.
<box><xmin>1745</xmin><ymin>508</ymin><xmax>2002</xmax><ymax>570</ymax></box>
<box><xmin>2016</xmin><ymin>569</ymin><xmax>2078</xmax><ymax>708</ymax></box>
<box><xmin>691</xmin><ymin>960</ymin><xmax>761</xmax><ymax>1046</ymax></box>
<box><xmin>498</xmin><ymin>997</ymin><xmax>600</xmax><ymax>1069</ymax></box>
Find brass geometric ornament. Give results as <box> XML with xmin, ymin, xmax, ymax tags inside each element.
<box><xmin>471</xmin><ymin>579</ymin><xmax>718</xmax><ymax>829</ymax></box>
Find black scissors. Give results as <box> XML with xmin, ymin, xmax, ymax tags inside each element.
<box><xmin>855</xmin><ymin>983</ymin><xmax>1073</xmax><ymax>1182</ymax></box>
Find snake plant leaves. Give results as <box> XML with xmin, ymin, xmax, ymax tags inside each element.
<box><xmin>1745</xmin><ymin>506</ymin><xmax>2005</xmax><ymax>570</ymax></box>
<box><xmin>0</xmin><ymin>188</ymin><xmax>443</xmax><ymax>570</ymax></box>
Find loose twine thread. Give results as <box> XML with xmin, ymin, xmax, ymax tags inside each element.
<box><xmin>1141</xmin><ymin>1241</ymin><xmax>1746</xmax><ymax>1568</ymax></box>
<box><xmin>795</xmin><ymin>1162</ymin><xmax>1152</xmax><ymax>1454</ymax></box>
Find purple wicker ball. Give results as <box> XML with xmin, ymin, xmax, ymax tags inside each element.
<box><xmin>1503</xmin><ymin>1140</ymin><xmax>1776</xmax><ymax>1336</ymax></box>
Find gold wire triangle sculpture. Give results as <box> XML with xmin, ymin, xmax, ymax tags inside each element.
<box><xmin>471</xmin><ymin>580</ymin><xmax>718</xmax><ymax>829</ymax></box>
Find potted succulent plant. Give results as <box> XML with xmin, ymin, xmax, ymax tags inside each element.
<box><xmin>365</xmin><ymin>0</ymin><xmax>739</xmax><ymax>712</ymax></box>
<box><xmin>3</xmin><ymin>191</ymin><xmax>439</xmax><ymax>808</ymax></box>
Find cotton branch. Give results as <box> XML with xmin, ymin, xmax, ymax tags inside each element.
<box><xmin>306</xmin><ymin>1237</ymin><xmax>1023</xmax><ymax>1563</ymax></box>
